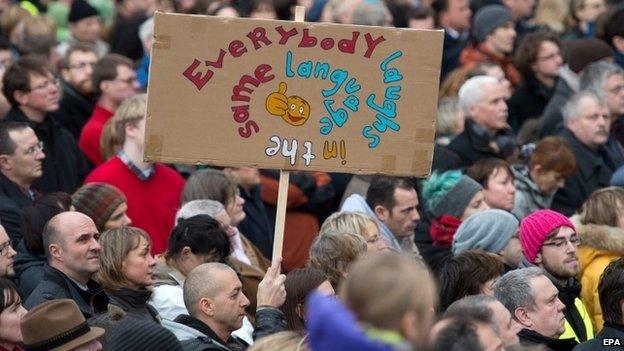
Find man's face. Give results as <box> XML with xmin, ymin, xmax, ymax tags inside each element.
<box><xmin>576</xmin><ymin>0</ymin><xmax>606</xmax><ymax>23</ymax></box>
<box><xmin>208</xmin><ymin>269</ymin><xmax>250</xmax><ymax>333</ymax></box>
<box><xmin>525</xmin><ymin>275</ymin><xmax>566</xmax><ymax>338</ymax></box>
<box><xmin>62</xmin><ymin>50</ymin><xmax>98</xmax><ymax>95</ymax></box>
<box><xmin>566</xmin><ymin>96</ymin><xmax>610</xmax><ymax>149</ymax></box>
<box><xmin>486</xmin><ymin>22</ymin><xmax>517</xmax><ymax>55</ymax></box>
<box><xmin>444</xmin><ymin>0</ymin><xmax>472</xmax><ymax>31</ymax></box>
<box><xmin>604</xmin><ymin>73</ymin><xmax>624</xmax><ymax>117</ymax></box>
<box><xmin>54</xmin><ymin>214</ymin><xmax>101</xmax><ymax>280</ymax></box>
<box><xmin>532</xmin><ymin>41</ymin><xmax>563</xmax><ymax>80</ymax></box>
<box><xmin>506</xmin><ymin>0</ymin><xmax>536</xmax><ymax>19</ymax></box>
<box><xmin>21</xmin><ymin>73</ymin><xmax>60</xmax><ymax>113</ymax></box>
<box><xmin>377</xmin><ymin>187</ymin><xmax>420</xmax><ymax>238</ymax></box>
<box><xmin>103</xmin><ymin>65</ymin><xmax>139</xmax><ymax>105</ymax></box>
<box><xmin>70</xmin><ymin>16</ymin><xmax>101</xmax><ymax>43</ymax></box>
<box><xmin>488</xmin><ymin>300</ymin><xmax>521</xmax><ymax>347</ymax></box>
<box><xmin>536</xmin><ymin>226</ymin><xmax>580</xmax><ymax>279</ymax></box>
<box><xmin>1</xmin><ymin>127</ymin><xmax>44</xmax><ymax>184</ymax></box>
<box><xmin>468</xmin><ymin>82</ymin><xmax>509</xmax><ymax>132</ymax></box>
<box><xmin>0</xmin><ymin>226</ymin><xmax>16</xmax><ymax>277</ymax></box>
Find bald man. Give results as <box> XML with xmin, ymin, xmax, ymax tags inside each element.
<box><xmin>24</xmin><ymin>211</ymin><xmax>109</xmax><ymax>317</ymax></box>
<box><xmin>172</xmin><ymin>262</ymin><xmax>287</xmax><ymax>350</ymax></box>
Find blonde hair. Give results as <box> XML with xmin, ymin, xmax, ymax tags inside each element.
<box><xmin>247</xmin><ymin>331</ymin><xmax>309</xmax><ymax>351</ymax></box>
<box><xmin>100</xmin><ymin>94</ymin><xmax>147</xmax><ymax>161</ymax></box>
<box><xmin>95</xmin><ymin>226</ymin><xmax>151</xmax><ymax>291</ymax></box>
<box><xmin>1</xmin><ymin>5</ymin><xmax>30</xmax><ymax>43</ymax></box>
<box><xmin>531</xmin><ymin>0</ymin><xmax>570</xmax><ymax>33</ymax></box>
<box><xmin>580</xmin><ymin>187</ymin><xmax>624</xmax><ymax>227</ymax></box>
<box><xmin>319</xmin><ymin>211</ymin><xmax>378</xmax><ymax>239</ymax></box>
<box><xmin>308</xmin><ymin>231</ymin><xmax>366</xmax><ymax>289</ymax></box>
<box><xmin>435</xmin><ymin>97</ymin><xmax>460</xmax><ymax>137</ymax></box>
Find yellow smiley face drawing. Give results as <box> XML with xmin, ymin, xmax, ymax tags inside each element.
<box><xmin>265</xmin><ymin>82</ymin><xmax>311</xmax><ymax>126</ymax></box>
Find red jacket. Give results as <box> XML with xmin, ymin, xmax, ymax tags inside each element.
<box><xmin>79</xmin><ymin>104</ymin><xmax>113</xmax><ymax>165</ymax></box>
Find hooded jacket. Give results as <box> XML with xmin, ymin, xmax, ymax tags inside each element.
<box><xmin>512</xmin><ymin>165</ymin><xmax>555</xmax><ymax>219</ymax></box>
<box><xmin>572</xmin><ymin>215</ymin><xmax>624</xmax><ymax>331</ymax></box>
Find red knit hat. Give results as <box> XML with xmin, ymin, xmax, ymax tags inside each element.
<box><xmin>519</xmin><ymin>209</ymin><xmax>576</xmax><ymax>263</ymax></box>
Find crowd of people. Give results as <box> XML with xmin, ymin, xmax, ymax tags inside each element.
<box><xmin>0</xmin><ymin>0</ymin><xmax>623</xmax><ymax>350</ymax></box>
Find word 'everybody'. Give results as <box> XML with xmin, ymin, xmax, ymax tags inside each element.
<box><xmin>182</xmin><ymin>26</ymin><xmax>387</xmax><ymax>91</ymax></box>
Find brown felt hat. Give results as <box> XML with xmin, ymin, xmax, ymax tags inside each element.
<box><xmin>21</xmin><ymin>299</ymin><xmax>104</xmax><ymax>351</ymax></box>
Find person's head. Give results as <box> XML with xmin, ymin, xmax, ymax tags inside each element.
<box><xmin>72</xmin><ymin>183</ymin><xmax>130</xmax><ymax>232</ymax></box>
<box><xmin>0</xmin><ymin>122</ymin><xmax>44</xmax><ymax>189</ymax></box>
<box><xmin>514</xmin><ymin>31</ymin><xmax>563</xmax><ymax>82</ymax></box>
<box><xmin>493</xmin><ymin>267</ymin><xmax>566</xmax><ymax>338</ymax></box>
<box><xmin>438</xmin><ymin>250</ymin><xmax>504</xmax><ymax>311</ymax></box>
<box><xmin>570</xmin><ymin>0</ymin><xmax>605</xmax><ymax>26</ymax></box>
<box><xmin>13</xmin><ymin>16</ymin><xmax>56</xmax><ymax>58</ymax></box>
<box><xmin>458</xmin><ymin>76</ymin><xmax>508</xmax><ymax>132</ymax></box>
<box><xmin>468</xmin><ymin>62</ymin><xmax>512</xmax><ymax>99</ymax></box>
<box><xmin>167</xmin><ymin>215</ymin><xmax>230</xmax><ymax>276</ymax></box>
<box><xmin>2</xmin><ymin>55</ymin><xmax>59</xmax><ymax>116</ymax></box>
<box><xmin>20</xmin><ymin>299</ymin><xmax>104</xmax><ymax>351</ymax></box>
<box><xmin>528</xmin><ymin>136</ymin><xmax>576</xmax><ymax>195</ymax></box>
<box><xmin>580</xmin><ymin>61</ymin><xmax>624</xmax><ymax>118</ymax></box>
<box><xmin>43</xmin><ymin>211</ymin><xmax>101</xmax><ymax>284</ymax></box>
<box><xmin>107</xmin><ymin>316</ymin><xmax>182</xmax><ymax>351</ymax></box>
<box><xmin>308</xmin><ymin>231</ymin><xmax>366</xmax><ymax>290</ymax></box>
<box><xmin>564</xmin><ymin>38</ymin><xmax>614</xmax><ymax>74</ymax></box>
<box><xmin>365</xmin><ymin>176</ymin><xmax>420</xmax><ymax>238</ymax></box>
<box><xmin>0</xmin><ymin>225</ymin><xmax>16</xmax><ymax>278</ymax></box>
<box><xmin>92</xmin><ymin>54</ymin><xmax>138</xmax><ymax>104</ymax></box>
<box><xmin>100</xmin><ymin>93</ymin><xmax>146</xmax><ymax>160</ymax></box>
<box><xmin>580</xmin><ymin>187</ymin><xmax>624</xmax><ymax>228</ymax></box>
<box><xmin>280</xmin><ymin>267</ymin><xmax>334</xmax><ymax>331</ymax></box>
<box><xmin>406</xmin><ymin>6</ymin><xmax>434</xmax><ymax>29</ymax></box>
<box><xmin>68</xmin><ymin>0</ymin><xmax>101</xmax><ymax>43</ymax></box>
<box><xmin>471</xmin><ymin>5</ymin><xmax>516</xmax><ymax>55</ymax></box>
<box><xmin>563</xmin><ymin>89</ymin><xmax>610</xmax><ymax>150</ymax></box>
<box><xmin>249</xmin><ymin>0</ymin><xmax>277</xmax><ymax>19</ymax></box>
<box><xmin>341</xmin><ymin>252</ymin><xmax>437</xmax><ymax>349</ymax></box>
<box><xmin>138</xmin><ymin>17</ymin><xmax>154</xmax><ymax>54</ymax></box>
<box><xmin>467</xmin><ymin>158</ymin><xmax>516</xmax><ymax>211</ymax></box>
<box><xmin>0</xmin><ymin>278</ymin><xmax>26</xmax><ymax>347</ymax></box>
<box><xmin>183</xmin><ymin>263</ymin><xmax>250</xmax><ymax>337</ymax></box>
<box><xmin>445</xmin><ymin>295</ymin><xmax>520</xmax><ymax>348</ymax></box>
<box><xmin>350</xmin><ymin>0</ymin><xmax>393</xmax><ymax>27</ymax></box>
<box><xmin>247</xmin><ymin>331</ymin><xmax>308</xmax><ymax>351</ymax></box>
<box><xmin>599</xmin><ymin>257</ymin><xmax>624</xmax><ymax>325</ymax></box>
<box><xmin>431</xmin><ymin>316</ymin><xmax>503</xmax><ymax>351</ymax></box>
<box><xmin>531</xmin><ymin>0</ymin><xmax>569</xmax><ymax>33</ymax></box>
<box><xmin>223</xmin><ymin>166</ymin><xmax>261</xmax><ymax>192</ymax></box>
<box><xmin>519</xmin><ymin>209</ymin><xmax>579</xmax><ymax>279</ymax></box>
<box><xmin>603</xmin><ymin>7</ymin><xmax>624</xmax><ymax>54</ymax></box>
<box><xmin>435</xmin><ymin>97</ymin><xmax>464</xmax><ymax>141</ymax></box>
<box><xmin>60</xmin><ymin>44</ymin><xmax>98</xmax><ymax>96</ymax></box>
<box><xmin>21</xmin><ymin>192</ymin><xmax>71</xmax><ymax>256</ymax></box>
<box><xmin>422</xmin><ymin>170</ymin><xmax>486</xmax><ymax>222</ymax></box>
<box><xmin>431</xmin><ymin>0</ymin><xmax>471</xmax><ymax>32</ymax></box>
<box><xmin>501</xmin><ymin>0</ymin><xmax>536</xmax><ymax>20</ymax></box>
<box><xmin>319</xmin><ymin>211</ymin><xmax>387</xmax><ymax>253</ymax></box>
<box><xmin>182</xmin><ymin>169</ymin><xmax>246</xmax><ymax>226</ymax></box>
<box><xmin>95</xmin><ymin>226</ymin><xmax>155</xmax><ymax>291</ymax></box>
<box><xmin>452</xmin><ymin>209</ymin><xmax>519</xmax><ymax>256</ymax></box>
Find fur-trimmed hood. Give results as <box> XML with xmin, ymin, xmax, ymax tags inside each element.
<box><xmin>571</xmin><ymin>215</ymin><xmax>624</xmax><ymax>276</ymax></box>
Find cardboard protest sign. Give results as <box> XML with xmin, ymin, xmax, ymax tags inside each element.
<box><xmin>145</xmin><ymin>12</ymin><xmax>443</xmax><ymax>176</ymax></box>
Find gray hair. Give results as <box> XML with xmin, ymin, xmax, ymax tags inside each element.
<box><xmin>139</xmin><ymin>17</ymin><xmax>154</xmax><ymax>46</ymax></box>
<box><xmin>493</xmin><ymin>267</ymin><xmax>543</xmax><ymax>316</ymax></box>
<box><xmin>580</xmin><ymin>61</ymin><xmax>624</xmax><ymax>96</ymax></box>
<box><xmin>436</xmin><ymin>97</ymin><xmax>460</xmax><ymax>137</ymax></box>
<box><xmin>183</xmin><ymin>262</ymin><xmax>236</xmax><ymax>317</ymax></box>
<box><xmin>444</xmin><ymin>295</ymin><xmax>498</xmax><ymax>333</ymax></box>
<box><xmin>562</xmin><ymin>89</ymin><xmax>607</xmax><ymax>122</ymax></box>
<box><xmin>175</xmin><ymin>199</ymin><xmax>225</xmax><ymax>224</ymax></box>
<box><xmin>458</xmin><ymin>75</ymin><xmax>499</xmax><ymax>115</ymax></box>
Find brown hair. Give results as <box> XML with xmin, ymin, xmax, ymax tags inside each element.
<box><xmin>529</xmin><ymin>136</ymin><xmax>576</xmax><ymax>175</ymax></box>
<box><xmin>580</xmin><ymin>187</ymin><xmax>624</xmax><ymax>227</ymax></box>
<box><xmin>439</xmin><ymin>67</ymin><xmax>469</xmax><ymax>99</ymax></box>
<box><xmin>92</xmin><ymin>53</ymin><xmax>133</xmax><ymax>96</ymax></box>
<box><xmin>60</xmin><ymin>43</ymin><xmax>97</xmax><ymax>70</ymax></box>
<box><xmin>95</xmin><ymin>226</ymin><xmax>152</xmax><ymax>291</ymax></box>
<box><xmin>308</xmin><ymin>232</ymin><xmax>366</xmax><ymax>290</ymax></box>
<box><xmin>181</xmin><ymin>169</ymin><xmax>237</xmax><ymax>206</ymax></box>
<box><xmin>466</xmin><ymin>158</ymin><xmax>514</xmax><ymax>189</ymax></box>
<box><xmin>279</xmin><ymin>268</ymin><xmax>329</xmax><ymax>331</ymax></box>
<box><xmin>2</xmin><ymin>55</ymin><xmax>52</xmax><ymax>107</ymax></box>
<box><xmin>514</xmin><ymin>31</ymin><xmax>561</xmax><ymax>79</ymax></box>
<box><xmin>1</xmin><ymin>5</ymin><xmax>30</xmax><ymax>43</ymax></box>
<box><xmin>100</xmin><ymin>94</ymin><xmax>146</xmax><ymax>160</ymax></box>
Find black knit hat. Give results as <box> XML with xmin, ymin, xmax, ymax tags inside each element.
<box><xmin>68</xmin><ymin>0</ymin><xmax>99</xmax><ymax>23</ymax></box>
<box><xmin>108</xmin><ymin>318</ymin><xmax>182</xmax><ymax>351</ymax></box>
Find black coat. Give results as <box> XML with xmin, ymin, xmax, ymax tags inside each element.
<box><xmin>539</xmin><ymin>77</ymin><xmax>575</xmax><ymax>138</ymax></box>
<box><xmin>440</xmin><ymin>30</ymin><xmax>468</xmax><ymax>82</ymax></box>
<box><xmin>49</xmin><ymin>81</ymin><xmax>95</xmax><ymax>140</ymax></box>
<box><xmin>176</xmin><ymin>314</ymin><xmax>249</xmax><ymax>351</ymax></box>
<box><xmin>446</xmin><ymin>119</ymin><xmax>517</xmax><ymax>168</ymax></box>
<box><xmin>573</xmin><ymin>323</ymin><xmax>624</xmax><ymax>350</ymax></box>
<box><xmin>13</xmin><ymin>240</ymin><xmax>45</xmax><ymax>300</ymax></box>
<box><xmin>518</xmin><ymin>329</ymin><xmax>578</xmax><ymax>351</ymax></box>
<box><xmin>413</xmin><ymin>218</ymin><xmax>452</xmax><ymax>275</ymax></box>
<box><xmin>110</xmin><ymin>13</ymin><xmax>147</xmax><ymax>61</ymax></box>
<box><xmin>0</xmin><ymin>172</ymin><xmax>33</xmax><ymax>242</ymax></box>
<box><xmin>24</xmin><ymin>264</ymin><xmax>109</xmax><ymax>318</ymax></box>
<box><xmin>552</xmin><ymin>129</ymin><xmax>621</xmax><ymax>216</ymax></box>
<box><xmin>5</xmin><ymin>107</ymin><xmax>91</xmax><ymax>193</ymax></box>
<box><xmin>237</xmin><ymin>185</ymin><xmax>273</xmax><ymax>260</ymax></box>
<box><xmin>508</xmin><ymin>76</ymin><xmax>556</xmax><ymax>132</ymax></box>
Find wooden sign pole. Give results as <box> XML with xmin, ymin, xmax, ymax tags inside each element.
<box><xmin>272</xmin><ymin>5</ymin><xmax>306</xmax><ymax>260</ymax></box>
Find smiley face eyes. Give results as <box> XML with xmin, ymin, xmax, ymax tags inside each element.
<box><xmin>290</xmin><ymin>104</ymin><xmax>296</xmax><ymax>110</ymax></box>
<box><xmin>299</xmin><ymin>106</ymin><xmax>304</xmax><ymax>114</ymax></box>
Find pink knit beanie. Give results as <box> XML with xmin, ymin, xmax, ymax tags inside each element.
<box><xmin>519</xmin><ymin>209</ymin><xmax>576</xmax><ymax>263</ymax></box>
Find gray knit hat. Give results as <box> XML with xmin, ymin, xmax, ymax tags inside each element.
<box><xmin>452</xmin><ymin>209</ymin><xmax>519</xmax><ymax>255</ymax></box>
<box><xmin>472</xmin><ymin>5</ymin><xmax>513</xmax><ymax>43</ymax></box>
<box><xmin>431</xmin><ymin>176</ymin><xmax>483</xmax><ymax>219</ymax></box>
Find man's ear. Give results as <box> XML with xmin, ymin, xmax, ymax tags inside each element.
<box><xmin>399</xmin><ymin>310</ymin><xmax>419</xmax><ymax>344</ymax></box>
<box><xmin>0</xmin><ymin>155</ymin><xmax>12</xmax><ymax>171</ymax></box>
<box><xmin>613</xmin><ymin>36</ymin><xmax>624</xmax><ymax>53</ymax></box>
<box><xmin>199</xmin><ymin>297</ymin><xmax>215</xmax><ymax>317</ymax></box>
<box><xmin>374</xmin><ymin>205</ymin><xmax>389</xmax><ymax>221</ymax></box>
<box><xmin>534</xmin><ymin>251</ymin><xmax>543</xmax><ymax>265</ymax></box>
<box><xmin>514</xmin><ymin>307</ymin><xmax>533</xmax><ymax>328</ymax></box>
<box><xmin>48</xmin><ymin>243</ymin><xmax>63</xmax><ymax>262</ymax></box>
<box><xmin>13</xmin><ymin>90</ymin><xmax>28</xmax><ymax>106</ymax></box>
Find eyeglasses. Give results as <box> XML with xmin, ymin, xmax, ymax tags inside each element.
<box><xmin>30</xmin><ymin>77</ymin><xmax>60</xmax><ymax>92</ymax></box>
<box><xmin>366</xmin><ymin>234</ymin><xmax>384</xmax><ymax>244</ymax></box>
<box><xmin>113</xmin><ymin>76</ymin><xmax>138</xmax><ymax>85</ymax></box>
<box><xmin>543</xmin><ymin>237</ymin><xmax>580</xmax><ymax>249</ymax></box>
<box><xmin>0</xmin><ymin>240</ymin><xmax>14</xmax><ymax>257</ymax></box>
<box><xmin>68</xmin><ymin>61</ymin><xmax>96</xmax><ymax>70</ymax></box>
<box><xmin>24</xmin><ymin>141</ymin><xmax>44</xmax><ymax>155</ymax></box>
<box><xmin>537</xmin><ymin>52</ymin><xmax>561</xmax><ymax>62</ymax></box>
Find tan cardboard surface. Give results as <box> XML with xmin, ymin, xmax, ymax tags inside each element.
<box><xmin>145</xmin><ymin>12</ymin><xmax>442</xmax><ymax>176</ymax></box>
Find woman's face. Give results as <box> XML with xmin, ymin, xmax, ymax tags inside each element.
<box><xmin>534</xmin><ymin>168</ymin><xmax>566</xmax><ymax>195</ymax></box>
<box><xmin>122</xmin><ymin>236</ymin><xmax>156</xmax><ymax>289</ymax></box>
<box><xmin>483</xmin><ymin>167</ymin><xmax>516</xmax><ymax>211</ymax></box>
<box><xmin>460</xmin><ymin>190</ymin><xmax>490</xmax><ymax>221</ymax></box>
<box><xmin>0</xmin><ymin>289</ymin><xmax>27</xmax><ymax>345</ymax></box>
<box><xmin>226</xmin><ymin>190</ymin><xmax>246</xmax><ymax>227</ymax></box>
<box><xmin>480</xmin><ymin>278</ymin><xmax>498</xmax><ymax>296</ymax></box>
<box><xmin>316</xmin><ymin>280</ymin><xmax>336</xmax><ymax>296</ymax></box>
<box><xmin>103</xmin><ymin>202</ymin><xmax>132</xmax><ymax>230</ymax></box>
<box><xmin>362</xmin><ymin>219</ymin><xmax>388</xmax><ymax>253</ymax></box>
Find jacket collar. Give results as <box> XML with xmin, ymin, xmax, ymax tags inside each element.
<box><xmin>174</xmin><ymin>314</ymin><xmax>232</xmax><ymax>349</ymax></box>
<box><xmin>0</xmin><ymin>172</ymin><xmax>34</xmax><ymax>204</ymax></box>
<box><xmin>152</xmin><ymin>256</ymin><xmax>185</xmax><ymax>287</ymax></box>
<box><xmin>560</xmin><ymin>129</ymin><xmax>610</xmax><ymax>182</ymax></box>
<box><xmin>518</xmin><ymin>329</ymin><xmax>578</xmax><ymax>350</ymax></box>
<box><xmin>571</xmin><ymin>215</ymin><xmax>624</xmax><ymax>253</ymax></box>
